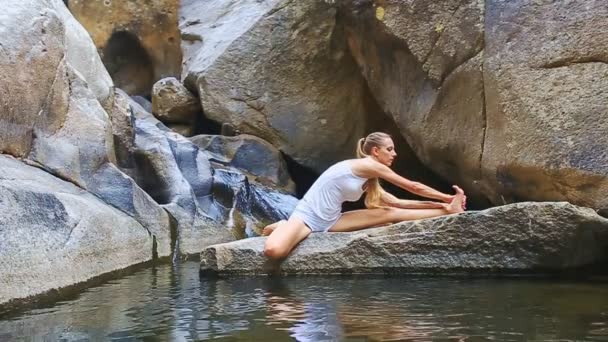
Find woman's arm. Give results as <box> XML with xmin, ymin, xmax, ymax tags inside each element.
<box><xmin>354</xmin><ymin>159</ymin><xmax>453</xmax><ymax>202</ymax></box>
<box><xmin>381</xmin><ymin>191</ymin><xmax>448</xmax><ymax>209</ymax></box>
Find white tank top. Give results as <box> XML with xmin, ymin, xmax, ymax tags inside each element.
<box><xmin>299</xmin><ymin>160</ymin><xmax>368</xmax><ymax>221</ymax></box>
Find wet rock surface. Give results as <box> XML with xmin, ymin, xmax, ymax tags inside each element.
<box><xmin>201</xmin><ymin>202</ymin><xmax>608</xmax><ymax>275</ymax></box>
<box><xmin>190</xmin><ymin>134</ymin><xmax>295</xmax><ymax>192</ymax></box>
<box><xmin>120</xmin><ymin>96</ymin><xmax>298</xmax><ymax>253</ymax></box>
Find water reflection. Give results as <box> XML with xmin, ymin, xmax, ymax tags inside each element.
<box><xmin>0</xmin><ymin>262</ymin><xmax>607</xmax><ymax>341</ymax></box>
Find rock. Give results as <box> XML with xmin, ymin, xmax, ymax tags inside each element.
<box><xmin>190</xmin><ymin>134</ymin><xmax>295</xmax><ymax>192</ymax></box>
<box><xmin>0</xmin><ymin>0</ymin><xmax>112</xmax><ymax>157</ymax></box>
<box><xmin>151</xmin><ymin>77</ymin><xmax>200</xmax><ymax>125</ymax></box>
<box><xmin>340</xmin><ymin>0</ymin><xmax>487</xmax><ymax>203</ymax></box>
<box><xmin>482</xmin><ymin>0</ymin><xmax>608</xmax><ymax>210</ymax></box>
<box><xmin>131</xmin><ymin>96</ymin><xmax>153</xmax><ymax>114</ymax></box>
<box><xmin>200</xmin><ymin>202</ymin><xmax>608</xmax><ymax>275</ymax></box>
<box><xmin>0</xmin><ymin>155</ymin><xmax>153</xmax><ymax>307</ymax></box>
<box><xmin>125</xmin><ymin>99</ymin><xmax>231</xmax><ymax>255</ymax></box>
<box><xmin>341</xmin><ymin>0</ymin><xmax>608</xmax><ymax>211</ymax></box>
<box><xmin>212</xmin><ymin>168</ymin><xmax>298</xmax><ymax>238</ymax></box>
<box><xmin>125</xmin><ymin>99</ymin><xmax>297</xmax><ymax>253</ymax></box>
<box><xmin>67</xmin><ymin>0</ymin><xmax>182</xmax><ymax>96</ymax></box>
<box><xmin>180</xmin><ymin>0</ymin><xmax>371</xmax><ymax>173</ymax></box>
<box><xmin>0</xmin><ymin>0</ymin><xmax>172</xmax><ymax>257</ymax></box>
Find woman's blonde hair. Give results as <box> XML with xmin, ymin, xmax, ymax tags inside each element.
<box><xmin>356</xmin><ymin>132</ymin><xmax>391</xmax><ymax>208</ymax></box>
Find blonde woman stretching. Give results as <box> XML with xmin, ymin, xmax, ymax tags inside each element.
<box><xmin>262</xmin><ymin>132</ymin><xmax>466</xmax><ymax>260</ymax></box>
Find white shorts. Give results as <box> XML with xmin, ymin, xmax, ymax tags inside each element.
<box><xmin>290</xmin><ymin>201</ymin><xmax>341</xmax><ymax>232</ymax></box>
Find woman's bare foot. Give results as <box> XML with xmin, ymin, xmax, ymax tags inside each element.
<box><xmin>262</xmin><ymin>220</ymin><xmax>286</xmax><ymax>236</ymax></box>
<box><xmin>446</xmin><ymin>186</ymin><xmax>465</xmax><ymax>214</ymax></box>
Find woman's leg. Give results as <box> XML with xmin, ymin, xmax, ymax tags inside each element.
<box><xmin>264</xmin><ymin>216</ymin><xmax>312</xmax><ymax>259</ymax></box>
<box><xmin>329</xmin><ymin>190</ymin><xmax>464</xmax><ymax>233</ymax></box>
<box><xmin>328</xmin><ymin>207</ymin><xmax>447</xmax><ymax>232</ymax></box>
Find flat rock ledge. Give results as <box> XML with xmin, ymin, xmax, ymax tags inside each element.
<box><xmin>200</xmin><ymin>202</ymin><xmax>608</xmax><ymax>275</ymax></box>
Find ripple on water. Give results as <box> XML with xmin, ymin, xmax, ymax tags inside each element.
<box><xmin>1</xmin><ymin>262</ymin><xmax>608</xmax><ymax>341</ymax></box>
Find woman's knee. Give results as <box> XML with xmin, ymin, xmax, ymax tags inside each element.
<box><xmin>263</xmin><ymin>241</ymin><xmax>290</xmax><ymax>259</ymax></box>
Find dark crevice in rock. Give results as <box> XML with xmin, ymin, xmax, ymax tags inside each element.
<box><xmin>152</xmin><ymin>235</ymin><xmax>158</xmax><ymax>260</ymax></box>
<box><xmin>438</xmin><ymin>38</ymin><xmax>484</xmax><ymax>87</ymax></box>
<box><xmin>132</xmin><ymin>153</ymin><xmax>172</xmax><ymax>205</ymax></box>
<box><xmin>480</xmin><ymin>49</ymin><xmax>487</xmax><ymax>180</ymax></box>
<box><xmin>281</xmin><ymin>152</ymin><xmax>319</xmax><ymax>199</ymax></box>
<box><xmin>264</xmin><ymin>0</ymin><xmax>295</xmax><ymax>19</ymax></box>
<box><xmin>166</xmin><ymin>210</ymin><xmax>180</xmax><ymax>264</ymax></box>
<box><xmin>538</xmin><ymin>56</ymin><xmax>608</xmax><ymax>69</ymax></box>
<box><xmin>102</xmin><ymin>31</ymin><xmax>154</xmax><ymax>97</ymax></box>
<box><xmin>193</xmin><ymin>112</ymin><xmax>222</xmax><ymax>136</ymax></box>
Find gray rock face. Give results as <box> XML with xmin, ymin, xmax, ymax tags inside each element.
<box><xmin>190</xmin><ymin>134</ymin><xmax>295</xmax><ymax>192</ymax></box>
<box><xmin>0</xmin><ymin>0</ymin><xmax>173</xmax><ymax>258</ymax></box>
<box><xmin>0</xmin><ymin>155</ymin><xmax>153</xmax><ymax>307</ymax></box>
<box><xmin>151</xmin><ymin>77</ymin><xmax>200</xmax><ymax>128</ymax></box>
<box><xmin>120</xmin><ymin>97</ymin><xmax>298</xmax><ymax>254</ymax></box>
<box><xmin>341</xmin><ymin>0</ymin><xmax>608</xmax><ymax>210</ymax></box>
<box><xmin>0</xmin><ymin>0</ymin><xmax>112</xmax><ymax>158</ymax></box>
<box><xmin>122</xmin><ymin>97</ymin><xmax>231</xmax><ymax>255</ymax></box>
<box><xmin>201</xmin><ymin>202</ymin><xmax>608</xmax><ymax>275</ymax></box>
<box><xmin>482</xmin><ymin>0</ymin><xmax>608</xmax><ymax>209</ymax></box>
<box><xmin>180</xmin><ymin>0</ymin><xmax>370</xmax><ymax>172</ymax></box>
<box><xmin>340</xmin><ymin>0</ymin><xmax>486</xmax><ymax>203</ymax></box>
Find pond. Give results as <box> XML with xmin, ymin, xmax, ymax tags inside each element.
<box><xmin>1</xmin><ymin>261</ymin><xmax>607</xmax><ymax>341</ymax></box>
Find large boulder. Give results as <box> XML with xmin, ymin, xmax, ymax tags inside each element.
<box><xmin>341</xmin><ymin>0</ymin><xmax>608</xmax><ymax>210</ymax></box>
<box><xmin>0</xmin><ymin>0</ymin><xmax>113</xmax><ymax>157</ymax></box>
<box><xmin>67</xmin><ymin>0</ymin><xmax>182</xmax><ymax>95</ymax></box>
<box><xmin>482</xmin><ymin>0</ymin><xmax>608</xmax><ymax>209</ymax></box>
<box><xmin>340</xmin><ymin>0</ymin><xmax>487</xmax><ymax>203</ymax></box>
<box><xmin>151</xmin><ymin>77</ymin><xmax>200</xmax><ymax>129</ymax></box>
<box><xmin>0</xmin><ymin>0</ymin><xmax>172</xmax><ymax>257</ymax></box>
<box><xmin>200</xmin><ymin>202</ymin><xmax>608</xmax><ymax>275</ymax></box>
<box><xmin>0</xmin><ymin>155</ymin><xmax>153</xmax><ymax>308</ymax></box>
<box><xmin>180</xmin><ymin>0</ymin><xmax>371</xmax><ymax>173</ymax></box>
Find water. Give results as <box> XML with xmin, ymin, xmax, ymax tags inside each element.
<box><xmin>1</xmin><ymin>262</ymin><xmax>608</xmax><ymax>341</ymax></box>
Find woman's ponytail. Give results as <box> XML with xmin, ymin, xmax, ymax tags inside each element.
<box><xmin>356</xmin><ymin>132</ymin><xmax>392</xmax><ymax>209</ymax></box>
<box><xmin>356</xmin><ymin>137</ymin><xmax>367</xmax><ymax>158</ymax></box>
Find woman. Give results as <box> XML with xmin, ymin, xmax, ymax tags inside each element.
<box><xmin>263</xmin><ymin>132</ymin><xmax>466</xmax><ymax>259</ymax></box>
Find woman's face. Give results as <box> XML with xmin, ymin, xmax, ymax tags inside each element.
<box><xmin>372</xmin><ymin>138</ymin><xmax>397</xmax><ymax>166</ymax></box>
